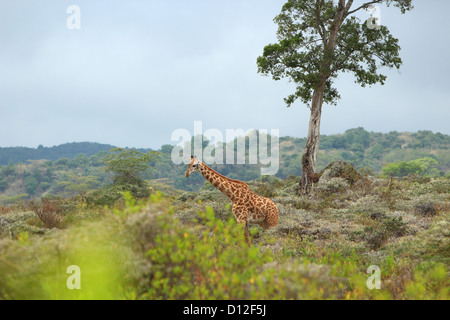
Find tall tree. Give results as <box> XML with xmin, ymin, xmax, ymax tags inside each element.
<box><xmin>257</xmin><ymin>0</ymin><xmax>413</xmax><ymax>194</ymax></box>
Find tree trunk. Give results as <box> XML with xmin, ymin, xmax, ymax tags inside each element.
<box><xmin>297</xmin><ymin>2</ymin><xmax>346</xmax><ymax>195</ymax></box>
<box><xmin>298</xmin><ymin>81</ymin><xmax>325</xmax><ymax>195</ymax></box>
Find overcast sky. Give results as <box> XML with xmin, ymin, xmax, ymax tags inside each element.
<box><xmin>1</xmin><ymin>0</ymin><xmax>449</xmax><ymax>149</ymax></box>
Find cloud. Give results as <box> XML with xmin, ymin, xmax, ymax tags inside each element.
<box><xmin>0</xmin><ymin>0</ymin><xmax>449</xmax><ymax>149</ymax></box>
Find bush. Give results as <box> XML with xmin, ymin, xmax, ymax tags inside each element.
<box><xmin>404</xmin><ymin>263</ymin><xmax>449</xmax><ymax>299</ymax></box>
<box><xmin>125</xmin><ymin>201</ymin><xmax>276</xmax><ymax>299</ymax></box>
<box><xmin>103</xmin><ymin>148</ymin><xmax>159</xmax><ymax>199</ymax></box>
<box><xmin>316</xmin><ymin>177</ymin><xmax>350</xmax><ymax>196</ymax></box>
<box><xmin>28</xmin><ymin>199</ymin><xmax>64</xmax><ymax>229</ymax></box>
<box><xmin>351</xmin><ymin>216</ymin><xmax>407</xmax><ymax>250</ymax></box>
<box><xmin>0</xmin><ymin>178</ymin><xmax>7</xmax><ymax>191</ymax></box>
<box><xmin>24</xmin><ymin>176</ymin><xmax>39</xmax><ymax>195</ymax></box>
<box><xmin>1</xmin><ymin>190</ymin><xmax>448</xmax><ymax>300</ymax></box>
<box><xmin>414</xmin><ymin>218</ymin><xmax>450</xmax><ymax>266</ymax></box>
<box><xmin>382</xmin><ymin>157</ymin><xmax>439</xmax><ymax>177</ymax></box>
<box><xmin>0</xmin><ymin>217</ymin><xmax>132</xmax><ymax>299</ymax></box>
<box><xmin>0</xmin><ymin>194</ymin><xmax>277</xmax><ymax>299</ymax></box>
<box><xmin>414</xmin><ymin>202</ymin><xmax>437</xmax><ymax>217</ymax></box>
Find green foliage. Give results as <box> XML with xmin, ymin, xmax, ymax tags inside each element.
<box><xmin>138</xmin><ymin>206</ymin><xmax>275</xmax><ymax>299</ymax></box>
<box><xmin>0</xmin><ymin>178</ymin><xmax>8</xmax><ymax>191</ymax></box>
<box><xmin>257</xmin><ymin>0</ymin><xmax>412</xmax><ymax>107</ymax></box>
<box><xmin>24</xmin><ymin>176</ymin><xmax>39</xmax><ymax>195</ymax></box>
<box><xmin>409</xmin><ymin>131</ymin><xmax>450</xmax><ymax>149</ymax></box>
<box><xmin>103</xmin><ymin>148</ymin><xmax>160</xmax><ymax>199</ymax></box>
<box><xmin>0</xmin><ymin>195</ymin><xmax>278</xmax><ymax>299</ymax></box>
<box><xmin>55</xmin><ymin>173</ymin><xmax>101</xmax><ymax>197</ymax></box>
<box><xmin>0</xmin><ymin>218</ymin><xmax>132</xmax><ymax>299</ymax></box>
<box><xmin>351</xmin><ymin>216</ymin><xmax>407</xmax><ymax>250</ymax></box>
<box><xmin>414</xmin><ymin>217</ymin><xmax>450</xmax><ymax>267</ymax></box>
<box><xmin>404</xmin><ymin>263</ymin><xmax>449</xmax><ymax>300</ymax></box>
<box><xmin>383</xmin><ymin>157</ymin><xmax>439</xmax><ymax>177</ymax></box>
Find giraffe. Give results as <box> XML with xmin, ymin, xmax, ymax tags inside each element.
<box><xmin>185</xmin><ymin>156</ymin><xmax>278</xmax><ymax>245</ymax></box>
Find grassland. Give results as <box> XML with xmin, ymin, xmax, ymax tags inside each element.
<box><xmin>0</xmin><ymin>169</ymin><xmax>448</xmax><ymax>300</ymax></box>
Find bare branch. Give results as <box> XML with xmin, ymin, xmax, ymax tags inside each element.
<box><xmin>345</xmin><ymin>0</ymin><xmax>383</xmax><ymax>17</ymax></box>
<box><xmin>342</xmin><ymin>0</ymin><xmax>354</xmax><ymax>21</ymax></box>
<box><xmin>314</xmin><ymin>0</ymin><xmax>327</xmax><ymax>45</ymax></box>
<box><xmin>344</xmin><ymin>0</ymin><xmax>354</xmax><ymax>12</ymax></box>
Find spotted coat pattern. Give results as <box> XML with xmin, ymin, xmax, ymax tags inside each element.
<box><xmin>185</xmin><ymin>157</ymin><xmax>279</xmax><ymax>245</ymax></box>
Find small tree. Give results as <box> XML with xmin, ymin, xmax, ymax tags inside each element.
<box><xmin>257</xmin><ymin>0</ymin><xmax>413</xmax><ymax>194</ymax></box>
<box><xmin>382</xmin><ymin>157</ymin><xmax>439</xmax><ymax>177</ymax></box>
<box><xmin>103</xmin><ymin>148</ymin><xmax>159</xmax><ymax>198</ymax></box>
<box><xmin>57</xmin><ymin>173</ymin><xmax>101</xmax><ymax>197</ymax></box>
<box><xmin>24</xmin><ymin>176</ymin><xmax>39</xmax><ymax>195</ymax></box>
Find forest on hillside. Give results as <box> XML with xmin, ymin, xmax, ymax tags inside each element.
<box><xmin>0</xmin><ymin>142</ymin><xmax>118</xmax><ymax>165</ymax></box>
<box><xmin>0</xmin><ymin>128</ymin><xmax>449</xmax><ymax>204</ymax></box>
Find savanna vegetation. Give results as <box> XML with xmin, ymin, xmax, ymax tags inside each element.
<box><xmin>0</xmin><ymin>128</ymin><xmax>449</xmax><ymax>204</ymax></box>
<box><xmin>0</xmin><ymin>129</ymin><xmax>448</xmax><ymax>300</ymax></box>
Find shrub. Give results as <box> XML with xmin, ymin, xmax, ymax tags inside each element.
<box><xmin>0</xmin><ymin>211</ymin><xmax>47</xmax><ymax>239</ymax></box>
<box><xmin>176</xmin><ymin>192</ymin><xmax>196</xmax><ymax>202</ymax></box>
<box><xmin>414</xmin><ymin>218</ymin><xmax>450</xmax><ymax>266</ymax></box>
<box><xmin>1</xmin><ymin>189</ymin><xmax>448</xmax><ymax>300</ymax></box>
<box><xmin>0</xmin><ymin>178</ymin><xmax>7</xmax><ymax>191</ymax></box>
<box><xmin>316</xmin><ymin>177</ymin><xmax>349</xmax><ymax>196</ymax></box>
<box><xmin>382</xmin><ymin>157</ymin><xmax>439</xmax><ymax>177</ymax></box>
<box><xmin>29</xmin><ymin>199</ymin><xmax>65</xmax><ymax>229</ymax></box>
<box><xmin>125</xmin><ymin>202</ymin><xmax>276</xmax><ymax>299</ymax></box>
<box><xmin>414</xmin><ymin>202</ymin><xmax>437</xmax><ymax>217</ymax></box>
<box><xmin>319</xmin><ymin>161</ymin><xmax>362</xmax><ymax>186</ymax></box>
<box><xmin>352</xmin><ymin>216</ymin><xmax>407</xmax><ymax>250</ymax></box>
<box><xmin>0</xmin><ymin>194</ymin><xmax>278</xmax><ymax>299</ymax></box>
<box><xmin>404</xmin><ymin>263</ymin><xmax>449</xmax><ymax>300</ymax></box>
<box><xmin>103</xmin><ymin>148</ymin><xmax>159</xmax><ymax>199</ymax></box>
<box><xmin>0</xmin><ymin>216</ymin><xmax>132</xmax><ymax>299</ymax></box>
<box><xmin>24</xmin><ymin>176</ymin><xmax>39</xmax><ymax>195</ymax></box>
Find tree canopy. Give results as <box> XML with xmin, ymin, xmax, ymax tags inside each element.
<box><xmin>103</xmin><ymin>148</ymin><xmax>160</xmax><ymax>198</ymax></box>
<box><xmin>382</xmin><ymin>157</ymin><xmax>439</xmax><ymax>177</ymax></box>
<box><xmin>257</xmin><ymin>0</ymin><xmax>413</xmax><ymax>194</ymax></box>
<box><xmin>258</xmin><ymin>0</ymin><xmax>413</xmax><ymax>107</ymax></box>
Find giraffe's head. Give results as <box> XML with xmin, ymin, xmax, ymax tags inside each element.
<box><xmin>185</xmin><ymin>156</ymin><xmax>202</xmax><ymax>177</ymax></box>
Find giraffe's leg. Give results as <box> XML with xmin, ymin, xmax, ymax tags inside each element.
<box><xmin>243</xmin><ymin>221</ymin><xmax>250</xmax><ymax>246</ymax></box>
<box><xmin>266</xmin><ymin>202</ymin><xmax>279</xmax><ymax>228</ymax></box>
<box><xmin>259</xmin><ymin>220</ymin><xmax>269</xmax><ymax>230</ymax></box>
<box><xmin>232</xmin><ymin>204</ymin><xmax>251</xmax><ymax>246</ymax></box>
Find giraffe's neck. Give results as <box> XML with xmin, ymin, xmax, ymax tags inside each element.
<box><xmin>199</xmin><ymin>163</ymin><xmax>247</xmax><ymax>201</ymax></box>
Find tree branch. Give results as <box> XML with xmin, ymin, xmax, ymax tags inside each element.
<box><xmin>344</xmin><ymin>0</ymin><xmax>354</xmax><ymax>12</ymax></box>
<box><xmin>331</xmin><ymin>39</ymin><xmax>371</xmax><ymax>74</ymax></box>
<box><xmin>342</xmin><ymin>0</ymin><xmax>354</xmax><ymax>21</ymax></box>
<box><xmin>345</xmin><ymin>0</ymin><xmax>383</xmax><ymax>17</ymax></box>
<box><xmin>314</xmin><ymin>0</ymin><xmax>328</xmax><ymax>46</ymax></box>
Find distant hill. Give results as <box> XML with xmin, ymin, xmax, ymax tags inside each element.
<box><xmin>277</xmin><ymin>128</ymin><xmax>450</xmax><ymax>175</ymax></box>
<box><xmin>0</xmin><ymin>128</ymin><xmax>449</xmax><ymax>202</ymax></box>
<box><xmin>1</xmin><ymin>129</ymin><xmax>449</xmax><ymax>172</ymax></box>
<box><xmin>0</xmin><ymin>142</ymin><xmax>117</xmax><ymax>165</ymax></box>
